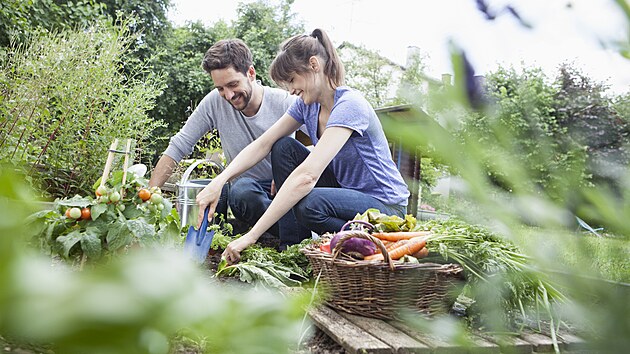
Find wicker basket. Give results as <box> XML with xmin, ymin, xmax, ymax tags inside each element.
<box><xmin>302</xmin><ymin>231</ymin><xmax>464</xmax><ymax>320</ymax></box>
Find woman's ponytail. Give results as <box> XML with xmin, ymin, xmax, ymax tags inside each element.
<box><xmin>270</xmin><ymin>28</ymin><xmax>345</xmax><ymax>89</ymax></box>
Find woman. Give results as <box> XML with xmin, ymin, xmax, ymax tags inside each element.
<box><xmin>196</xmin><ymin>29</ymin><xmax>409</xmax><ymax>264</ymax></box>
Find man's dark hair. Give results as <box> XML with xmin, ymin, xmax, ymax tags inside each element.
<box><xmin>202</xmin><ymin>39</ymin><xmax>253</xmax><ymax>76</ymax></box>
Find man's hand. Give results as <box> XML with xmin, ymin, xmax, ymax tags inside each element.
<box><xmin>222</xmin><ymin>233</ymin><xmax>257</xmax><ymax>264</ymax></box>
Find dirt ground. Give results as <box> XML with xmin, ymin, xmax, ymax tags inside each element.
<box><xmin>1</xmin><ymin>332</ymin><xmax>344</xmax><ymax>354</ymax></box>
<box><xmin>294</xmin><ymin>329</ymin><xmax>345</xmax><ymax>354</ymax></box>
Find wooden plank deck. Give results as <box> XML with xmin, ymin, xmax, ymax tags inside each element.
<box><xmin>308</xmin><ymin>304</ymin><xmax>587</xmax><ymax>354</ymax></box>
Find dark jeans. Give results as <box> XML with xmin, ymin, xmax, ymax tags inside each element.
<box><xmin>228</xmin><ymin>177</ymin><xmax>305</xmax><ymax>249</ymax></box>
<box><xmin>271</xmin><ymin>137</ymin><xmax>406</xmax><ymax>239</ymax></box>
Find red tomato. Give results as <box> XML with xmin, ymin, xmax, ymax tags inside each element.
<box><xmin>81</xmin><ymin>207</ymin><xmax>91</xmax><ymax>220</ymax></box>
<box><xmin>319</xmin><ymin>243</ymin><xmax>331</xmax><ymax>254</ymax></box>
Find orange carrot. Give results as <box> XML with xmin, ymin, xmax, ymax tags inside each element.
<box><xmin>375</xmin><ymin>240</ymin><xmax>393</xmax><ymax>253</ymax></box>
<box><xmin>386</xmin><ymin>239</ymin><xmax>408</xmax><ymax>252</ymax></box>
<box><xmin>363</xmin><ymin>253</ymin><xmax>385</xmax><ymax>261</ymax></box>
<box><xmin>387</xmin><ymin>237</ymin><xmax>427</xmax><ymax>260</ymax></box>
<box><xmin>364</xmin><ymin>238</ymin><xmax>423</xmax><ymax>262</ymax></box>
<box><xmin>369</xmin><ymin>239</ymin><xmax>407</xmax><ymax>258</ymax></box>
<box><xmin>364</xmin><ymin>252</ymin><xmax>385</xmax><ymax>261</ymax></box>
<box><xmin>412</xmin><ymin>247</ymin><xmax>429</xmax><ymax>259</ymax></box>
<box><xmin>372</xmin><ymin>231</ymin><xmax>431</xmax><ymax>242</ymax></box>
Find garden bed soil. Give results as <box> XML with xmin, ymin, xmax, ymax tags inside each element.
<box><xmin>203</xmin><ymin>230</ymin><xmax>281</xmax><ymax>273</ymax></box>
<box><xmin>294</xmin><ymin>329</ymin><xmax>345</xmax><ymax>354</ymax></box>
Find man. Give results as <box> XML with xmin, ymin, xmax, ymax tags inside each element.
<box><xmin>149</xmin><ymin>38</ymin><xmax>303</xmax><ymax>248</ymax></box>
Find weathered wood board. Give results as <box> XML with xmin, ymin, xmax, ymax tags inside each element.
<box><xmin>308</xmin><ymin>304</ymin><xmax>587</xmax><ymax>354</ymax></box>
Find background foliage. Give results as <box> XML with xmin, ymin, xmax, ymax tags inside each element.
<box><xmin>0</xmin><ymin>19</ymin><xmax>165</xmax><ymax>199</ymax></box>
<box><xmin>147</xmin><ymin>0</ymin><xmax>304</xmax><ymax>160</ymax></box>
<box><xmin>377</xmin><ymin>3</ymin><xmax>630</xmax><ymax>349</ymax></box>
<box><xmin>339</xmin><ymin>42</ymin><xmax>400</xmax><ymax>108</ymax></box>
<box><xmin>432</xmin><ymin>63</ymin><xmax>629</xmax><ymax>222</ymax></box>
<box><xmin>0</xmin><ymin>0</ymin><xmax>106</xmax><ymax>49</ymax></box>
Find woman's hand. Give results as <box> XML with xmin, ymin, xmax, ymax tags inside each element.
<box><xmin>222</xmin><ymin>233</ymin><xmax>257</xmax><ymax>264</ymax></box>
<box><xmin>195</xmin><ymin>179</ymin><xmax>223</xmax><ymax>227</ymax></box>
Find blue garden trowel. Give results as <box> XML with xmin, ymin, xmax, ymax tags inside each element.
<box><xmin>183</xmin><ymin>206</ymin><xmax>216</xmax><ymax>263</ymax></box>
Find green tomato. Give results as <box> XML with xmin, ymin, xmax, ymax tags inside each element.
<box><xmin>156</xmin><ymin>203</ymin><xmax>164</xmax><ymax>211</ymax></box>
<box><xmin>109</xmin><ymin>191</ymin><xmax>121</xmax><ymax>202</ymax></box>
<box><xmin>68</xmin><ymin>207</ymin><xmax>82</xmax><ymax>220</ymax></box>
<box><xmin>117</xmin><ymin>204</ymin><xmax>126</xmax><ymax>211</ymax></box>
<box><xmin>147</xmin><ymin>203</ymin><xmax>157</xmax><ymax>212</ymax></box>
<box><xmin>100</xmin><ymin>195</ymin><xmax>110</xmax><ymax>204</ymax></box>
<box><xmin>150</xmin><ymin>193</ymin><xmax>163</xmax><ymax>204</ymax></box>
<box><xmin>96</xmin><ymin>185</ymin><xmax>108</xmax><ymax>196</ymax></box>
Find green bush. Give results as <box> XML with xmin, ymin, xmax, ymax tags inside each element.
<box><xmin>0</xmin><ymin>18</ymin><xmax>166</xmax><ymax>199</ymax></box>
<box><xmin>460</xmin><ymin>66</ymin><xmax>590</xmax><ymax>201</ymax></box>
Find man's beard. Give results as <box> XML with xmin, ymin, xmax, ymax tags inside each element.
<box><xmin>229</xmin><ymin>80</ymin><xmax>253</xmax><ymax>111</ymax></box>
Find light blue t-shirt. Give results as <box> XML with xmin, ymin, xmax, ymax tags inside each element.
<box><xmin>287</xmin><ymin>86</ymin><xmax>409</xmax><ymax>206</ymax></box>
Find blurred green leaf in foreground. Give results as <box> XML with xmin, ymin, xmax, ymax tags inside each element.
<box><xmin>0</xmin><ymin>165</ymin><xmax>311</xmax><ymax>353</ymax></box>
<box><xmin>378</xmin><ymin>3</ymin><xmax>629</xmax><ymax>350</ymax></box>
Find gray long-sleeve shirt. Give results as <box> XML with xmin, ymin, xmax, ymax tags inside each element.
<box><xmin>164</xmin><ymin>86</ymin><xmax>297</xmax><ymax>181</ymax></box>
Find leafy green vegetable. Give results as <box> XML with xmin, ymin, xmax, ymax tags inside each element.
<box><xmin>354</xmin><ymin>208</ymin><xmax>424</xmax><ymax>232</ymax></box>
<box><xmin>217</xmin><ymin>261</ymin><xmax>305</xmax><ymax>288</ymax></box>
<box><xmin>423</xmin><ymin>218</ymin><xmax>565</xmax><ymax>308</ymax></box>
<box><xmin>214</xmin><ymin>237</ymin><xmax>313</xmax><ymax>289</ymax></box>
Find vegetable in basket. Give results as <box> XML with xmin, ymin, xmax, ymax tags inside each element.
<box><xmin>330</xmin><ymin>233</ymin><xmax>376</xmax><ymax>258</ymax></box>
<box><xmin>329</xmin><ymin>220</ymin><xmax>377</xmax><ymax>258</ymax></box>
<box><xmin>365</xmin><ymin>236</ymin><xmax>427</xmax><ymax>261</ymax></box>
<box><xmin>372</xmin><ymin>231</ymin><xmax>431</xmax><ymax>241</ymax></box>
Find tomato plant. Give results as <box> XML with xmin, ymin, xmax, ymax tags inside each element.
<box><xmin>28</xmin><ymin>171</ymin><xmax>181</xmax><ymax>263</ymax></box>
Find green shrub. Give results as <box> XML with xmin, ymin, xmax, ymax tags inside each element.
<box><xmin>462</xmin><ymin>66</ymin><xmax>591</xmax><ymax>201</ymax></box>
<box><xmin>0</xmin><ymin>18</ymin><xmax>166</xmax><ymax>199</ymax></box>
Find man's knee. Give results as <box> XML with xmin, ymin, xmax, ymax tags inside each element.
<box><xmin>229</xmin><ymin>177</ymin><xmax>256</xmax><ymax>201</ymax></box>
<box><xmin>228</xmin><ymin>178</ymin><xmax>270</xmax><ymax>217</ymax></box>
